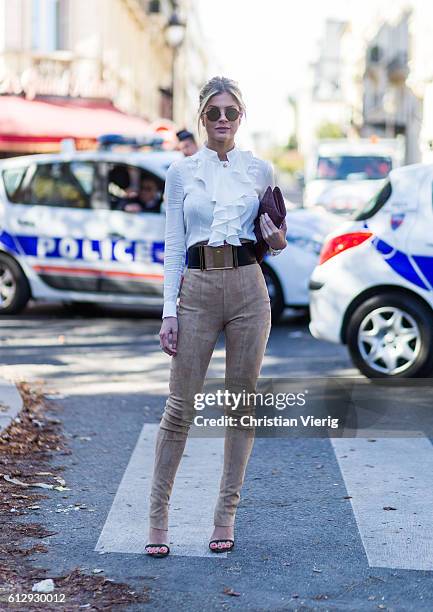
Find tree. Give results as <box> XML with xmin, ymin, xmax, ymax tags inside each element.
<box><xmin>316</xmin><ymin>122</ymin><xmax>345</xmax><ymax>139</ymax></box>
<box><xmin>287</xmin><ymin>134</ymin><xmax>298</xmax><ymax>150</ymax></box>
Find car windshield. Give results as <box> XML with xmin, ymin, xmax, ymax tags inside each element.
<box><xmin>316</xmin><ymin>155</ymin><xmax>392</xmax><ymax>180</ymax></box>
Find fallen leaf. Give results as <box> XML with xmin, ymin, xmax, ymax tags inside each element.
<box><xmin>32</xmin><ymin>578</ymin><xmax>55</xmax><ymax>593</ymax></box>
<box><xmin>223</xmin><ymin>587</ymin><xmax>241</xmax><ymax>597</ymax></box>
<box><xmin>4</xmin><ymin>475</ymin><xmax>54</xmax><ymax>489</ymax></box>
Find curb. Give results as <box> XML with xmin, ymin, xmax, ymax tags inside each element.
<box><xmin>0</xmin><ymin>377</ymin><xmax>23</xmax><ymax>434</ymax></box>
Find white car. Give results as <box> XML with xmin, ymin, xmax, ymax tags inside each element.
<box><xmin>0</xmin><ymin>149</ymin><xmax>181</xmax><ymax>314</ymax></box>
<box><xmin>262</xmin><ymin>207</ymin><xmax>343</xmax><ymax>320</ymax></box>
<box><xmin>0</xmin><ymin>148</ymin><xmax>341</xmax><ymax>319</ymax></box>
<box><xmin>303</xmin><ymin>139</ymin><xmax>401</xmax><ymax>215</ymax></box>
<box><xmin>309</xmin><ymin>163</ymin><xmax>433</xmax><ymax>378</ymax></box>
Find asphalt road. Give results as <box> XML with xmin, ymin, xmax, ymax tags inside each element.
<box><xmin>1</xmin><ymin>302</ymin><xmax>433</xmax><ymax>611</ymax></box>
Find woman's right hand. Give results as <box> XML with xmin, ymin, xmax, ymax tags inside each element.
<box><xmin>159</xmin><ymin>317</ymin><xmax>178</xmax><ymax>356</ymax></box>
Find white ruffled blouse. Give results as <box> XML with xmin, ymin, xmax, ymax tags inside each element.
<box><xmin>162</xmin><ymin>145</ymin><xmax>275</xmax><ymax>318</ymax></box>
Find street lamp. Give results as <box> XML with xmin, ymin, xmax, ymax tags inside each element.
<box><xmin>165</xmin><ymin>8</ymin><xmax>185</xmax><ymax>48</ymax></box>
<box><xmin>165</xmin><ymin>4</ymin><xmax>186</xmax><ymax>122</ymax></box>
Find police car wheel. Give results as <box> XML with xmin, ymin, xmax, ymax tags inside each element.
<box><xmin>347</xmin><ymin>293</ymin><xmax>433</xmax><ymax>378</ymax></box>
<box><xmin>261</xmin><ymin>263</ymin><xmax>284</xmax><ymax>323</ymax></box>
<box><xmin>0</xmin><ymin>254</ymin><xmax>31</xmax><ymax>315</ymax></box>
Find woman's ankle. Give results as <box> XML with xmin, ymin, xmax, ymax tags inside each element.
<box><xmin>148</xmin><ymin>527</ymin><xmax>168</xmax><ymax>545</ymax></box>
<box><xmin>149</xmin><ymin>526</ymin><xmax>168</xmax><ymax>534</ymax></box>
<box><xmin>212</xmin><ymin>525</ymin><xmax>234</xmax><ymax>536</ymax></box>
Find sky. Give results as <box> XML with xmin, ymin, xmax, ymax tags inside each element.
<box><xmin>195</xmin><ymin>0</ymin><xmax>393</xmax><ymax>147</ymax></box>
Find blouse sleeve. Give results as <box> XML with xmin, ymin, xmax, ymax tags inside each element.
<box><xmin>162</xmin><ymin>162</ymin><xmax>186</xmax><ymax>319</ymax></box>
<box><xmin>265</xmin><ymin>160</ymin><xmax>276</xmax><ymax>190</ymax></box>
<box><xmin>258</xmin><ymin>159</ymin><xmax>276</xmax><ymax>199</ymax></box>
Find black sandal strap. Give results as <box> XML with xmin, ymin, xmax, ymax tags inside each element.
<box><xmin>209</xmin><ymin>539</ymin><xmax>234</xmax><ymax>545</ymax></box>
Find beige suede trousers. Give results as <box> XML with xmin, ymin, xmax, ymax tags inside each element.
<box><xmin>149</xmin><ymin>261</ymin><xmax>272</xmax><ymax>530</ymax></box>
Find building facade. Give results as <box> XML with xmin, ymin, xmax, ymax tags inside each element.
<box><xmin>297</xmin><ymin>2</ymin><xmax>433</xmax><ymax>165</ymax></box>
<box><xmin>342</xmin><ymin>0</ymin><xmax>433</xmax><ymax>165</ymax></box>
<box><xmin>174</xmin><ymin>0</ymin><xmax>207</xmax><ymax>133</ymax></box>
<box><xmin>362</xmin><ymin>8</ymin><xmax>422</xmax><ymax>164</ymax></box>
<box><xmin>406</xmin><ymin>2</ymin><xmax>433</xmax><ymax>163</ymax></box>
<box><xmin>296</xmin><ymin>19</ymin><xmax>350</xmax><ymax>157</ymax></box>
<box><xmin>0</xmin><ymin>0</ymin><xmax>207</xmax><ymax>127</ymax></box>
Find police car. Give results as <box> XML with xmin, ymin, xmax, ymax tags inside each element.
<box><xmin>0</xmin><ymin>140</ymin><xmax>341</xmax><ymax>319</ymax></box>
<box><xmin>0</xmin><ymin>145</ymin><xmax>182</xmax><ymax>314</ymax></box>
<box><xmin>309</xmin><ymin>163</ymin><xmax>433</xmax><ymax>378</ymax></box>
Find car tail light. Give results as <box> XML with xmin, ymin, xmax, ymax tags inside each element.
<box><xmin>318</xmin><ymin>232</ymin><xmax>373</xmax><ymax>265</ymax></box>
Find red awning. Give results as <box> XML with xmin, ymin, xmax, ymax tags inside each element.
<box><xmin>0</xmin><ymin>96</ymin><xmax>153</xmax><ymax>153</ymax></box>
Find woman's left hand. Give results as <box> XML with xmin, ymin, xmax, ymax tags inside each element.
<box><xmin>259</xmin><ymin>213</ymin><xmax>287</xmax><ymax>250</ymax></box>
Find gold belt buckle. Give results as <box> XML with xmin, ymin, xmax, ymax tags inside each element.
<box><xmin>202</xmin><ymin>245</ymin><xmax>235</xmax><ymax>270</ymax></box>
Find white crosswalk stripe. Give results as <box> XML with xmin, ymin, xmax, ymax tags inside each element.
<box><xmin>95</xmin><ymin>423</ymin><xmax>227</xmax><ymax>557</ymax></box>
<box><xmin>331</xmin><ymin>434</ymin><xmax>433</xmax><ymax>570</ymax></box>
<box><xmin>97</xmin><ymin>422</ymin><xmax>433</xmax><ymax>567</ymax></box>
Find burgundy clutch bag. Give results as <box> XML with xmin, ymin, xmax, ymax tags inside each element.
<box><xmin>253</xmin><ymin>186</ymin><xmax>286</xmax><ymax>264</ymax></box>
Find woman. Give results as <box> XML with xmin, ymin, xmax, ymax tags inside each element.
<box><xmin>146</xmin><ymin>76</ymin><xmax>287</xmax><ymax>557</ymax></box>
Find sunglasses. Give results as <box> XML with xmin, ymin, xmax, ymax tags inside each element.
<box><xmin>203</xmin><ymin>106</ymin><xmax>241</xmax><ymax>122</ymax></box>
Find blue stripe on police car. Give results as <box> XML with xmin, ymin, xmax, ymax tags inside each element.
<box><xmin>0</xmin><ymin>232</ymin><xmax>165</xmax><ymax>265</ymax></box>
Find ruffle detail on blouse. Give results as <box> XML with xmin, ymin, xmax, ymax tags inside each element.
<box><xmin>192</xmin><ymin>148</ymin><xmax>257</xmax><ymax>246</ymax></box>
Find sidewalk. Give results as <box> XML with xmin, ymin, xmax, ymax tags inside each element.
<box><xmin>0</xmin><ymin>376</ymin><xmax>22</xmax><ymax>434</ymax></box>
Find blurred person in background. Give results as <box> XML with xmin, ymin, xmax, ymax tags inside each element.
<box><xmin>135</xmin><ymin>175</ymin><xmax>162</xmax><ymax>213</ymax></box>
<box><xmin>108</xmin><ymin>166</ymin><xmax>162</xmax><ymax>213</ymax></box>
<box><xmin>176</xmin><ymin>129</ymin><xmax>198</xmax><ymax>157</ymax></box>
<box><xmin>108</xmin><ymin>165</ymin><xmax>137</xmax><ymax>211</ymax></box>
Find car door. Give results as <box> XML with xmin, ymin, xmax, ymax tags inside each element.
<box><xmin>364</xmin><ymin>168</ymin><xmax>433</xmax><ymax>294</ymax></box>
<box><xmin>94</xmin><ymin>161</ymin><xmax>166</xmax><ymax>297</ymax></box>
<box><xmin>3</xmin><ymin>160</ymin><xmax>109</xmax><ymax>293</ymax></box>
<box><xmin>404</xmin><ymin>170</ymin><xmax>433</xmax><ymax>296</ymax></box>
<box><xmin>362</xmin><ymin>171</ymin><xmax>420</xmax><ymax>258</ymax></box>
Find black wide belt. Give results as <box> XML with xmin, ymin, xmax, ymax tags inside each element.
<box><xmin>187</xmin><ymin>242</ymin><xmax>257</xmax><ymax>270</ymax></box>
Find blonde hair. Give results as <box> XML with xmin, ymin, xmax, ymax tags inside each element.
<box><xmin>197</xmin><ymin>76</ymin><xmax>246</xmax><ymax>134</ymax></box>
